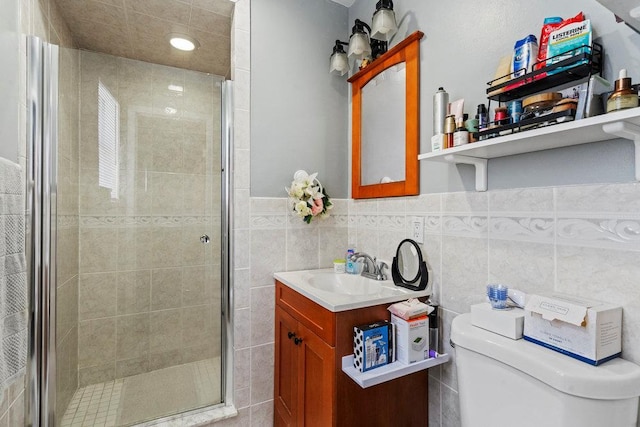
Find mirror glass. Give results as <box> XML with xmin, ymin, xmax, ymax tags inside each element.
<box><xmin>361</xmin><ymin>64</ymin><xmax>406</xmax><ymax>186</ymax></box>
<box><xmin>349</xmin><ymin>31</ymin><xmax>423</xmax><ymax>199</ymax></box>
<box><xmin>396</xmin><ymin>240</ymin><xmax>420</xmax><ymax>283</ymax></box>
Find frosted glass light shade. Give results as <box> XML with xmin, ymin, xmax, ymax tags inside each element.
<box><xmin>371</xmin><ymin>8</ymin><xmax>397</xmax><ymax>42</ymax></box>
<box><xmin>348</xmin><ymin>32</ymin><xmax>372</xmax><ymax>61</ymax></box>
<box><xmin>330</xmin><ymin>52</ymin><xmax>349</xmax><ymax>76</ymax></box>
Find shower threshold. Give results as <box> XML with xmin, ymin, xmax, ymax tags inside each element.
<box><xmin>61</xmin><ymin>357</ymin><xmax>221</xmax><ymax>426</ymax></box>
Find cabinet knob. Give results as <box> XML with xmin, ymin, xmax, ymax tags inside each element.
<box><xmin>288</xmin><ymin>332</ymin><xmax>295</xmax><ymax>340</ymax></box>
<box><xmin>294</xmin><ymin>337</ymin><xmax>303</xmax><ymax>345</ymax></box>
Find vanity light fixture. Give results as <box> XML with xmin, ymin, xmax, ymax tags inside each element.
<box><xmin>168</xmin><ymin>33</ymin><xmax>200</xmax><ymax>51</ymax></box>
<box><xmin>330</xmin><ymin>40</ymin><xmax>350</xmax><ymax>76</ymax></box>
<box><xmin>331</xmin><ymin>1</ymin><xmax>397</xmax><ymax>76</ymax></box>
<box><xmin>347</xmin><ymin>19</ymin><xmax>373</xmax><ymax>61</ymax></box>
<box><xmin>370</xmin><ymin>0</ymin><xmax>398</xmax><ymax>41</ymax></box>
<box><xmin>369</xmin><ymin>38</ymin><xmax>388</xmax><ymax>59</ymax></box>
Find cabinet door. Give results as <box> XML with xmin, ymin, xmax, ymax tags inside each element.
<box><xmin>297</xmin><ymin>323</ymin><xmax>335</xmax><ymax>427</ymax></box>
<box><xmin>275</xmin><ymin>307</ymin><xmax>299</xmax><ymax>427</ymax></box>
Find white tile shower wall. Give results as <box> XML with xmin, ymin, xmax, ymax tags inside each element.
<box><xmin>228</xmin><ymin>0</ymin><xmax>254</xmax><ymax>425</ymax></box>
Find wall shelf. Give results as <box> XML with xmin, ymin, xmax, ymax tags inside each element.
<box><xmin>341</xmin><ymin>353</ymin><xmax>450</xmax><ymax>389</ymax></box>
<box><xmin>418</xmin><ymin>107</ymin><xmax>640</xmax><ymax>191</ymax></box>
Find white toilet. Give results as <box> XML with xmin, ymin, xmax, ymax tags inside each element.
<box><xmin>451</xmin><ymin>313</ymin><xmax>640</xmax><ymax>427</ymax></box>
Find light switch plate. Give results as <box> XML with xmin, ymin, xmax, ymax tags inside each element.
<box><xmin>411</xmin><ymin>216</ymin><xmax>424</xmax><ymax>244</ymax></box>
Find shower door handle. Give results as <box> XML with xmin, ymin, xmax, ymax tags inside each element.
<box><xmin>200</xmin><ymin>235</ymin><xmax>210</xmax><ymax>244</ymax></box>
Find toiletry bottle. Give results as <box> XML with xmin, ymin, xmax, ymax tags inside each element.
<box><xmin>507</xmin><ymin>100</ymin><xmax>523</xmax><ymax>124</ymax></box>
<box><xmin>494</xmin><ymin>107</ymin><xmax>508</xmax><ymax>126</ymax></box>
<box><xmin>512</xmin><ymin>34</ymin><xmax>538</xmax><ymax>77</ymax></box>
<box><xmin>444</xmin><ymin>115</ymin><xmax>456</xmax><ymax>149</ymax></box>
<box><xmin>346</xmin><ymin>246</ymin><xmax>356</xmax><ymax>274</ymax></box>
<box><xmin>466</xmin><ymin>113</ymin><xmax>479</xmax><ymax>142</ymax></box>
<box><xmin>433</xmin><ymin>87</ymin><xmax>449</xmax><ymax>136</ymax></box>
<box><xmin>477</xmin><ymin>104</ymin><xmax>488</xmax><ymax>130</ymax></box>
<box><xmin>429</xmin><ymin>304</ymin><xmax>439</xmax><ymax>353</ymax></box>
<box><xmin>607</xmin><ymin>69</ymin><xmax>639</xmax><ymax>113</ymax></box>
<box><xmin>452</xmin><ymin>117</ymin><xmax>469</xmax><ymax>146</ymax></box>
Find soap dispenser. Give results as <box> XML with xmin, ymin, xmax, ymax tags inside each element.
<box><xmin>607</xmin><ymin>69</ymin><xmax>639</xmax><ymax>113</ymax></box>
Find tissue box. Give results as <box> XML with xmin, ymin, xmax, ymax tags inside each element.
<box><xmin>391</xmin><ymin>314</ymin><xmax>429</xmax><ymax>364</ymax></box>
<box><xmin>471</xmin><ymin>303</ymin><xmax>524</xmax><ymax>340</ymax></box>
<box><xmin>524</xmin><ymin>293</ymin><xmax>622</xmax><ymax>365</ymax></box>
<box><xmin>353</xmin><ymin>321</ymin><xmax>393</xmax><ymax>372</ymax></box>
<box><xmin>388</xmin><ymin>299</ymin><xmax>432</xmax><ymax>320</ymax></box>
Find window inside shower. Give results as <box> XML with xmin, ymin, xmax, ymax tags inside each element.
<box><xmin>97</xmin><ymin>81</ymin><xmax>120</xmax><ymax>200</ymax></box>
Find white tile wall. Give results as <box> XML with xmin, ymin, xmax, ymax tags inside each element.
<box><xmin>225</xmin><ymin>182</ymin><xmax>640</xmax><ymax>427</ymax></box>
<box><xmin>346</xmin><ymin>183</ymin><xmax>640</xmax><ymax>427</ymax></box>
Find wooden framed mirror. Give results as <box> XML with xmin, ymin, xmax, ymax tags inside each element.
<box><xmin>349</xmin><ymin>30</ymin><xmax>423</xmax><ymax>199</ymax></box>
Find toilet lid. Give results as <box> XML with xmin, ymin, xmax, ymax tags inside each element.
<box><xmin>451</xmin><ymin>313</ymin><xmax>640</xmax><ymax>400</ymax></box>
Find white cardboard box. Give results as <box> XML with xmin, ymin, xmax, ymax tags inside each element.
<box><xmin>391</xmin><ymin>314</ymin><xmax>429</xmax><ymax>364</ymax></box>
<box><xmin>524</xmin><ymin>293</ymin><xmax>622</xmax><ymax>365</ymax></box>
<box><xmin>471</xmin><ymin>303</ymin><xmax>524</xmax><ymax>340</ymax></box>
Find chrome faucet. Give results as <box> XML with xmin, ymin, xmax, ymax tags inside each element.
<box><xmin>350</xmin><ymin>252</ymin><xmax>388</xmax><ymax>281</ymax></box>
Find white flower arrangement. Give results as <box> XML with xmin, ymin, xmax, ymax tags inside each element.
<box><xmin>285</xmin><ymin>170</ymin><xmax>333</xmax><ymax>224</ymax></box>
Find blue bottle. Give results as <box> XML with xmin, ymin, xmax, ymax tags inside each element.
<box><xmin>512</xmin><ymin>34</ymin><xmax>538</xmax><ymax>78</ymax></box>
<box><xmin>346</xmin><ymin>247</ymin><xmax>356</xmax><ymax>274</ymax></box>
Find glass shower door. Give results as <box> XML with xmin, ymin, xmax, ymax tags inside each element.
<box><xmin>29</xmin><ymin>38</ymin><xmax>228</xmax><ymax>426</ymax></box>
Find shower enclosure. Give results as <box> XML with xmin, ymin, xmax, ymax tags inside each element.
<box><xmin>27</xmin><ymin>37</ymin><xmax>233</xmax><ymax>426</ymax></box>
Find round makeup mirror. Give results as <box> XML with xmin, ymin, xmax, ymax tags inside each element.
<box><xmin>391</xmin><ymin>238</ymin><xmax>429</xmax><ymax>292</ymax></box>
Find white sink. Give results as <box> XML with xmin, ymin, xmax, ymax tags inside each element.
<box><xmin>274</xmin><ymin>268</ymin><xmax>430</xmax><ymax>312</ymax></box>
<box><xmin>308</xmin><ymin>271</ymin><xmax>391</xmax><ymax>296</ymax></box>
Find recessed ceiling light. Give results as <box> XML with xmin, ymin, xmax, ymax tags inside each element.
<box><xmin>168</xmin><ymin>33</ymin><xmax>200</xmax><ymax>51</ymax></box>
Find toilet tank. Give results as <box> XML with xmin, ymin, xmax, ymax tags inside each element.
<box><xmin>451</xmin><ymin>313</ymin><xmax>640</xmax><ymax>427</ymax></box>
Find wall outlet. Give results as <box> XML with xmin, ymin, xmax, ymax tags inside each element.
<box><xmin>411</xmin><ymin>216</ymin><xmax>424</xmax><ymax>244</ymax></box>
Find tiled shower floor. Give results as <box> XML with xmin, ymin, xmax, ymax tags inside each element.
<box><xmin>61</xmin><ymin>358</ymin><xmax>221</xmax><ymax>426</ymax></box>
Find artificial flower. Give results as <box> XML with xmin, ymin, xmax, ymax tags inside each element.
<box><xmin>285</xmin><ymin>170</ymin><xmax>332</xmax><ymax>224</ymax></box>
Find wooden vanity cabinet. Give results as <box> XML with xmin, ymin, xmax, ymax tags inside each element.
<box><xmin>275</xmin><ymin>304</ymin><xmax>334</xmax><ymax>426</ymax></box>
<box><xmin>274</xmin><ymin>280</ymin><xmax>429</xmax><ymax>427</ymax></box>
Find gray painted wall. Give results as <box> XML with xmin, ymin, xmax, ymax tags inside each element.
<box><xmin>251</xmin><ymin>0</ymin><xmax>350</xmax><ymax>198</ymax></box>
<box><xmin>0</xmin><ymin>0</ymin><xmax>20</xmax><ymax>162</ymax></box>
<box><xmin>349</xmin><ymin>0</ymin><xmax>640</xmax><ymax>193</ymax></box>
<box><xmin>252</xmin><ymin>0</ymin><xmax>640</xmax><ymax>197</ymax></box>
